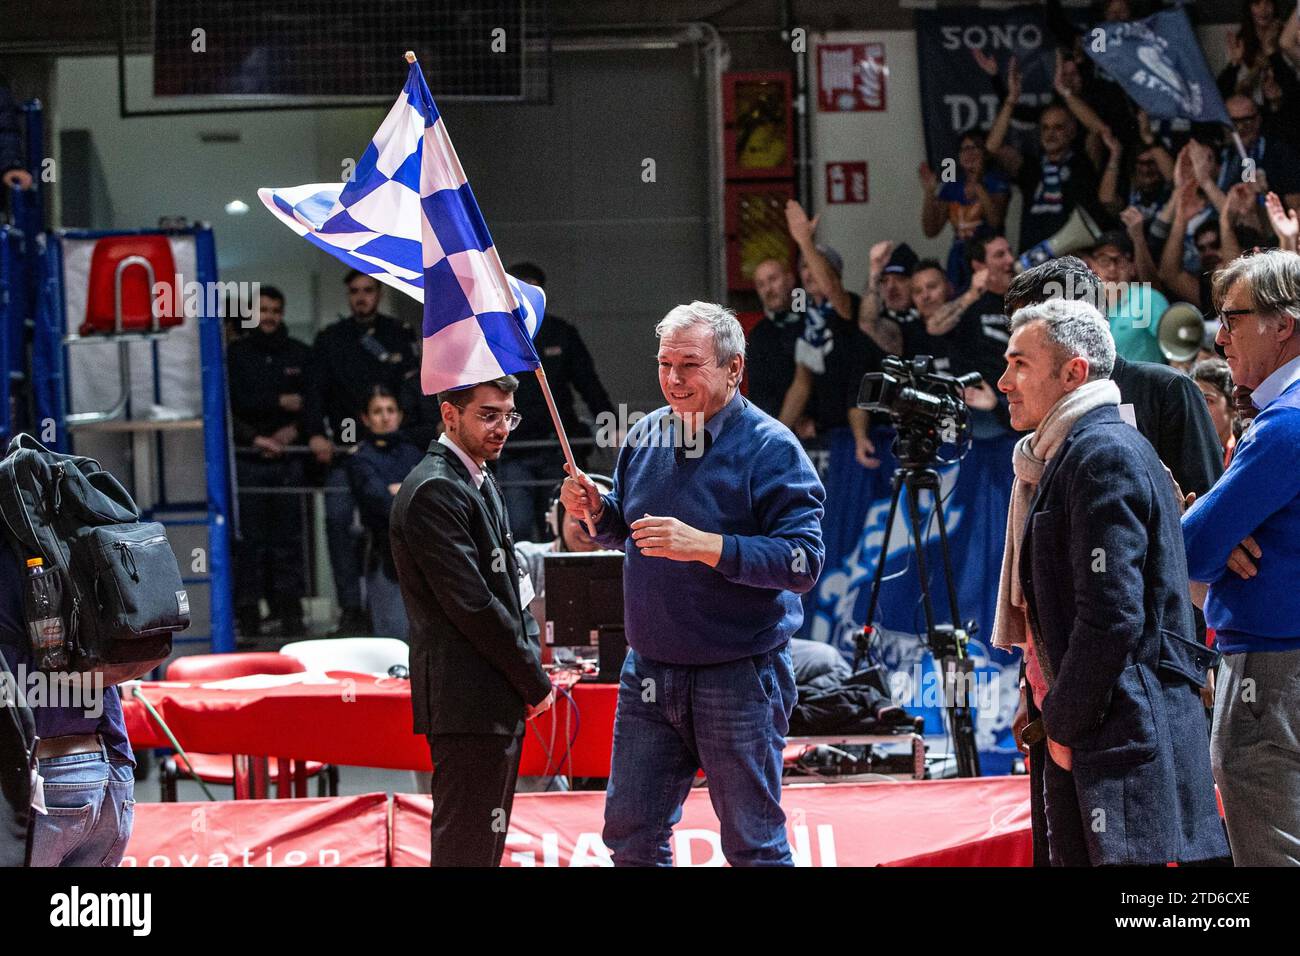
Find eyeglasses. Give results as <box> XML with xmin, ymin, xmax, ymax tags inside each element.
<box><xmin>1230</xmin><ymin>114</ymin><xmax>1260</xmax><ymax>127</ymax></box>
<box><xmin>1217</xmin><ymin>309</ymin><xmax>1255</xmax><ymax>335</ymax></box>
<box><xmin>472</xmin><ymin>409</ymin><xmax>523</xmax><ymax>431</ymax></box>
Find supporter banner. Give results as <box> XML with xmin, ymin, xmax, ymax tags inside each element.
<box><xmin>915</xmin><ymin>4</ymin><xmax>1062</xmax><ymax>169</ymax></box>
<box><xmin>1083</xmin><ymin>8</ymin><xmax>1230</xmax><ymax>124</ymax></box>
<box><xmin>392</xmin><ymin>777</ymin><xmax>1031</xmax><ymax>867</ymax></box>
<box><xmin>804</xmin><ymin>427</ymin><xmax>1021</xmax><ymax>774</ymax></box>
<box><xmin>122</xmin><ymin>793</ymin><xmax>389</xmax><ymax>867</ymax></box>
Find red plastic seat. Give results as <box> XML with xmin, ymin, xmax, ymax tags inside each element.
<box><xmin>165</xmin><ymin>652</ymin><xmax>305</xmax><ymax>683</ymax></box>
<box><xmin>157</xmin><ymin>652</ymin><xmax>335</xmax><ymax>801</ymax></box>
<box><xmin>81</xmin><ymin>234</ymin><xmax>182</xmax><ymax>336</ymax></box>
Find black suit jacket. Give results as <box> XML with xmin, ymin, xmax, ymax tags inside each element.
<box><xmin>1110</xmin><ymin>355</ymin><xmax>1223</xmax><ymax>497</ymax></box>
<box><xmin>1019</xmin><ymin>405</ymin><xmax>1226</xmax><ymax>865</ymax></box>
<box><xmin>390</xmin><ymin>442</ymin><xmax>551</xmax><ymax>737</ymax></box>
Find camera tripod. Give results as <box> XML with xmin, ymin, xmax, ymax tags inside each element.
<box><xmin>854</xmin><ymin>449</ymin><xmax>982</xmax><ymax>779</ymax></box>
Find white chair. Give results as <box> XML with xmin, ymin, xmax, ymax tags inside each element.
<box><xmin>279</xmin><ymin>637</ymin><xmax>409</xmax><ymax>675</ymax></box>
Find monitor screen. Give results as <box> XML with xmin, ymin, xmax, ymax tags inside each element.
<box><xmin>543</xmin><ymin>552</ymin><xmax>624</xmax><ymax>646</ymax></box>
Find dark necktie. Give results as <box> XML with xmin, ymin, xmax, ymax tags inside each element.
<box><xmin>480</xmin><ymin>469</ymin><xmax>510</xmax><ymax>544</ymax></box>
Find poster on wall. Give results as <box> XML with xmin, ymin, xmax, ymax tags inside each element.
<box><xmin>817</xmin><ymin>42</ymin><xmax>887</xmax><ymax>112</ymax></box>
<box><xmin>914</xmin><ymin>4</ymin><xmax>1069</xmax><ymax>168</ymax></box>
<box><xmin>722</xmin><ymin>71</ymin><xmax>794</xmax><ymax>179</ymax></box>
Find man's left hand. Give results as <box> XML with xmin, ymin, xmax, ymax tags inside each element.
<box><xmin>630</xmin><ymin>515</ymin><xmax>723</xmax><ymax>567</ymax></box>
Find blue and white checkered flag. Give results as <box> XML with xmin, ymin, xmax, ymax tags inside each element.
<box><xmin>258</xmin><ymin>58</ymin><xmax>544</xmax><ymax>395</ymax></box>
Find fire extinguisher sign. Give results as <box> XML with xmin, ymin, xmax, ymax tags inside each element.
<box><xmin>816</xmin><ymin>43</ymin><xmax>886</xmax><ymax>112</ymax></box>
<box><xmin>825</xmin><ymin>162</ymin><xmax>868</xmax><ymax>205</ymax></box>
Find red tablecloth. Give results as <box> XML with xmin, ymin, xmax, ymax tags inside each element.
<box><xmin>123</xmin><ymin>673</ymin><xmax>619</xmax><ymax>777</ymax></box>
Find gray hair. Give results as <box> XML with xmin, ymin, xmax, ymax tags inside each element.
<box><xmin>1009</xmin><ymin>297</ymin><xmax>1116</xmax><ymax>380</ymax></box>
<box><xmin>1211</xmin><ymin>249</ymin><xmax>1300</xmax><ymax>334</ymax></box>
<box><xmin>654</xmin><ymin>301</ymin><xmax>746</xmax><ymax>365</ymax></box>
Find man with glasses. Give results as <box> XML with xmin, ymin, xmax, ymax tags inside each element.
<box><xmin>1086</xmin><ymin>230</ymin><xmax>1170</xmax><ymax>364</ymax></box>
<box><xmin>390</xmin><ymin>375</ymin><xmax>555</xmax><ymax>866</ymax></box>
<box><xmin>1219</xmin><ymin>95</ymin><xmax>1300</xmax><ymax>215</ymax></box>
<box><xmin>1183</xmin><ymin>249</ymin><xmax>1300</xmax><ymax>865</ymax></box>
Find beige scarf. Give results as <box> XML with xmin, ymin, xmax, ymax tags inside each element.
<box><xmin>991</xmin><ymin>379</ymin><xmax>1122</xmax><ymax>674</ymax></box>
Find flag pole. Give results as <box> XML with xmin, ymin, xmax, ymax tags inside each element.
<box><xmin>404</xmin><ymin>49</ymin><xmax>597</xmax><ymax>536</ymax></box>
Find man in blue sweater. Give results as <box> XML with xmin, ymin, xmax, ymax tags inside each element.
<box><xmin>1182</xmin><ymin>249</ymin><xmax>1300</xmax><ymax>865</ymax></box>
<box><xmin>561</xmin><ymin>301</ymin><xmax>825</xmax><ymax>866</ymax></box>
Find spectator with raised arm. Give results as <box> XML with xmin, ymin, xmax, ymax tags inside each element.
<box><xmin>1266</xmin><ymin>190</ymin><xmax>1300</xmax><ymax>252</ymax></box>
<box><xmin>1218</xmin><ymin>94</ymin><xmax>1300</xmax><ymax>214</ymax></box>
<box><xmin>986</xmin><ymin>57</ymin><xmax>1106</xmax><ymax>255</ymax></box>
<box><xmin>1218</xmin><ymin>0</ymin><xmax>1300</xmax><ymax>135</ymax></box>
<box><xmin>857</xmin><ymin>240</ymin><xmax>915</xmax><ymax>356</ymax></box>
<box><xmin>919</xmin><ymin>130</ymin><xmax>1009</xmax><ymax>291</ymax></box>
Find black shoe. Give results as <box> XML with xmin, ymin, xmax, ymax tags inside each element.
<box><xmin>330</xmin><ymin>608</ymin><xmax>371</xmax><ymax>637</ymax></box>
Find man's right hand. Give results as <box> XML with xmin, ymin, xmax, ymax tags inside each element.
<box><xmin>308</xmin><ymin>434</ymin><xmax>334</xmax><ymax>465</ymax></box>
<box><xmin>854</xmin><ymin>433</ymin><xmax>880</xmax><ymax>469</ymax></box>
<box><xmin>561</xmin><ymin>463</ymin><xmax>604</xmax><ymax>525</ymax></box>
<box><xmin>526</xmin><ymin>688</ymin><xmax>555</xmax><ymax>720</ymax></box>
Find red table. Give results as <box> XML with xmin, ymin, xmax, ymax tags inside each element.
<box><xmin>123</xmin><ymin>673</ymin><xmax>619</xmax><ymax>785</ymax></box>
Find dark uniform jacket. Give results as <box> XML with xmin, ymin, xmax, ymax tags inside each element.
<box><xmin>1021</xmin><ymin>405</ymin><xmax>1228</xmax><ymax>865</ymax></box>
<box><xmin>390</xmin><ymin>442</ymin><xmax>551</xmax><ymax>737</ymax></box>
<box><xmin>226</xmin><ymin>325</ymin><xmax>311</xmax><ymax>444</ymax></box>
<box><xmin>303</xmin><ymin>314</ymin><xmax>417</xmax><ymax>441</ymax></box>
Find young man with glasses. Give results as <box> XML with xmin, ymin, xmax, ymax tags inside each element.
<box><xmin>1183</xmin><ymin>249</ymin><xmax>1300</xmax><ymax>865</ymax></box>
<box><xmin>390</xmin><ymin>375</ymin><xmax>554</xmax><ymax>866</ymax></box>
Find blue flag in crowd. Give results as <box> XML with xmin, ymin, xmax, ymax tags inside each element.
<box><xmin>1083</xmin><ymin>7</ymin><xmax>1230</xmax><ymax>125</ymax></box>
<box><xmin>259</xmin><ymin>60</ymin><xmax>544</xmax><ymax>395</ymax></box>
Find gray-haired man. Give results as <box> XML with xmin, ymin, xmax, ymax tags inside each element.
<box><xmin>994</xmin><ymin>298</ymin><xmax>1226</xmax><ymax>865</ymax></box>
<box><xmin>1183</xmin><ymin>249</ymin><xmax>1300</xmax><ymax>865</ymax></box>
<box><xmin>561</xmin><ymin>301</ymin><xmax>825</xmax><ymax>866</ymax></box>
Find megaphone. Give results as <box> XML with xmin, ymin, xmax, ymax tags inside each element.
<box><xmin>1015</xmin><ymin>206</ymin><xmax>1102</xmax><ymax>273</ymax></box>
<box><xmin>1157</xmin><ymin>302</ymin><xmax>1207</xmax><ymax>363</ymax></box>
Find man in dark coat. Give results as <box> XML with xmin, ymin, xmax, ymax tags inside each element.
<box><xmin>994</xmin><ymin>297</ymin><xmax>1228</xmax><ymax>866</ymax></box>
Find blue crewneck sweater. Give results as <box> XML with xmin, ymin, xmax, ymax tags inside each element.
<box><xmin>1182</xmin><ymin>377</ymin><xmax>1300</xmax><ymax>654</ymax></box>
<box><xmin>593</xmin><ymin>391</ymin><xmax>825</xmax><ymax>665</ymax></box>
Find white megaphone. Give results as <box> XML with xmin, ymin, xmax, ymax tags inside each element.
<box><xmin>1157</xmin><ymin>302</ymin><xmax>1207</xmax><ymax>363</ymax></box>
<box><xmin>1015</xmin><ymin>206</ymin><xmax>1102</xmax><ymax>273</ymax></box>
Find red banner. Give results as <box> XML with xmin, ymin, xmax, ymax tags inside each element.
<box><xmin>123</xmin><ymin>793</ymin><xmax>389</xmax><ymax>867</ymax></box>
<box><xmin>393</xmin><ymin>777</ymin><xmax>1030</xmax><ymax>867</ymax></box>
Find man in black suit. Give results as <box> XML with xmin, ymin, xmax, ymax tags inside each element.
<box><xmin>1006</xmin><ymin>256</ymin><xmax>1223</xmax><ymax>496</ymax></box>
<box><xmin>390</xmin><ymin>375</ymin><xmax>555</xmax><ymax>867</ymax></box>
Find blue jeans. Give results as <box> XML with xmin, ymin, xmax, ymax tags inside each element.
<box><xmin>367</xmin><ymin>566</ymin><xmax>409</xmax><ymax>640</ymax></box>
<box><xmin>325</xmin><ymin>463</ymin><xmax>363</xmax><ymax>612</ymax></box>
<box><xmin>30</xmin><ymin>750</ymin><xmax>135</xmax><ymax>867</ymax></box>
<box><xmin>602</xmin><ymin>643</ymin><xmax>797</xmax><ymax>866</ymax></box>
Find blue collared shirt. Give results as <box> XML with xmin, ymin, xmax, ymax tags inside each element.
<box><xmin>1183</xmin><ymin>360</ymin><xmax>1300</xmax><ymax>654</ymax></box>
<box><xmin>593</xmin><ymin>390</ymin><xmax>826</xmax><ymax>666</ymax></box>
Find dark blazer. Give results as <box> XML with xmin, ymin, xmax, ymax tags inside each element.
<box><xmin>1020</xmin><ymin>404</ymin><xmax>1228</xmax><ymax>866</ymax></box>
<box><xmin>1110</xmin><ymin>355</ymin><xmax>1223</xmax><ymax>497</ymax></box>
<box><xmin>390</xmin><ymin>442</ymin><xmax>551</xmax><ymax>737</ymax></box>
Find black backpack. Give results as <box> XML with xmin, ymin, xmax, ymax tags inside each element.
<box><xmin>0</xmin><ymin>434</ymin><xmax>189</xmax><ymax>683</ymax></box>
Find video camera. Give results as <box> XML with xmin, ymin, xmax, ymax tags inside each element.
<box><xmin>857</xmin><ymin>355</ymin><xmax>982</xmax><ymax>468</ymax></box>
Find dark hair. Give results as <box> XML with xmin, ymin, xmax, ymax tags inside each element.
<box><xmin>965</xmin><ymin>234</ymin><xmax>1006</xmax><ymax>269</ymax></box>
<box><xmin>364</xmin><ymin>384</ymin><xmax>399</xmax><ymax>414</ymax></box>
<box><xmin>1192</xmin><ymin>357</ymin><xmax>1234</xmax><ymax>404</ymax></box>
<box><xmin>1239</xmin><ymin>0</ymin><xmax>1278</xmax><ymax>68</ymax></box>
<box><xmin>436</xmin><ymin>375</ymin><xmax>520</xmax><ymax>409</ymax></box>
<box><xmin>912</xmin><ymin>258</ymin><xmax>946</xmax><ymax>279</ymax></box>
<box><xmin>958</xmin><ymin>128</ymin><xmax>987</xmax><ymax>148</ymax></box>
<box><xmin>508</xmin><ymin>261</ymin><xmax>547</xmax><ymax>289</ymax></box>
<box><xmin>1004</xmin><ymin>256</ymin><xmax>1104</xmax><ymax>314</ymax></box>
<box><xmin>259</xmin><ymin>285</ymin><xmax>285</xmax><ymax>306</ymax></box>
<box><xmin>343</xmin><ymin>269</ymin><xmax>379</xmax><ymax>289</ymax></box>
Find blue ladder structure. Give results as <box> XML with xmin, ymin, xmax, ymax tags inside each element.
<box><xmin>11</xmin><ymin>102</ymin><xmax>235</xmax><ymax>655</ymax></box>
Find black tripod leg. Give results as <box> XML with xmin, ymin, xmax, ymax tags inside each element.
<box><xmin>855</xmin><ymin>474</ymin><xmax>903</xmax><ymax>670</ymax></box>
